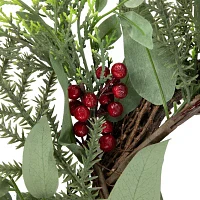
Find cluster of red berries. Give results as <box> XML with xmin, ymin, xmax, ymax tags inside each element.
<box><xmin>68</xmin><ymin>63</ymin><xmax>128</xmax><ymax>152</ymax></box>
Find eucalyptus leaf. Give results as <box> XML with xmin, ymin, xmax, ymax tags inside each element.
<box><xmin>123</xmin><ymin>28</ymin><xmax>176</xmax><ymax>105</ymax></box>
<box><xmin>120</xmin><ymin>11</ymin><xmax>153</xmax><ymax>49</ymax></box>
<box><xmin>0</xmin><ymin>177</ymin><xmax>10</xmax><ymax>198</ymax></box>
<box><xmin>49</xmin><ymin>54</ymin><xmax>75</xmax><ymax>145</ymax></box>
<box><xmin>125</xmin><ymin>0</ymin><xmax>144</xmax><ymax>8</ymax></box>
<box><xmin>22</xmin><ymin>116</ymin><xmax>59</xmax><ymax>198</ymax></box>
<box><xmin>107</xmin><ymin>75</ymin><xmax>141</xmax><ymax>122</ymax></box>
<box><xmin>98</xmin><ymin>15</ymin><xmax>122</xmax><ymax>45</ymax></box>
<box><xmin>108</xmin><ymin>141</ymin><xmax>169</xmax><ymax>200</ymax></box>
<box><xmin>0</xmin><ymin>193</ymin><xmax>12</xmax><ymax>200</ymax></box>
<box><xmin>95</xmin><ymin>0</ymin><xmax>107</xmax><ymax>12</ymax></box>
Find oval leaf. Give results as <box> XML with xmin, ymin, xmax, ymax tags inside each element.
<box><xmin>22</xmin><ymin>116</ymin><xmax>59</xmax><ymax>198</ymax></box>
<box><xmin>107</xmin><ymin>75</ymin><xmax>141</xmax><ymax>122</ymax></box>
<box><xmin>123</xmin><ymin>29</ymin><xmax>176</xmax><ymax>105</ymax></box>
<box><xmin>120</xmin><ymin>11</ymin><xmax>153</xmax><ymax>49</ymax></box>
<box><xmin>98</xmin><ymin>15</ymin><xmax>122</xmax><ymax>45</ymax></box>
<box><xmin>0</xmin><ymin>177</ymin><xmax>10</xmax><ymax>198</ymax></box>
<box><xmin>108</xmin><ymin>141</ymin><xmax>169</xmax><ymax>200</ymax></box>
<box><xmin>125</xmin><ymin>0</ymin><xmax>144</xmax><ymax>8</ymax></box>
<box><xmin>95</xmin><ymin>0</ymin><xmax>107</xmax><ymax>12</ymax></box>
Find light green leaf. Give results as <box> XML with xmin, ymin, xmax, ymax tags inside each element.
<box><xmin>0</xmin><ymin>193</ymin><xmax>12</xmax><ymax>200</ymax></box>
<box><xmin>108</xmin><ymin>141</ymin><xmax>169</xmax><ymax>200</ymax></box>
<box><xmin>123</xmin><ymin>29</ymin><xmax>176</xmax><ymax>105</ymax></box>
<box><xmin>22</xmin><ymin>116</ymin><xmax>59</xmax><ymax>198</ymax></box>
<box><xmin>120</xmin><ymin>11</ymin><xmax>153</xmax><ymax>49</ymax></box>
<box><xmin>107</xmin><ymin>75</ymin><xmax>141</xmax><ymax>122</ymax></box>
<box><xmin>49</xmin><ymin>54</ymin><xmax>75</xmax><ymax>145</ymax></box>
<box><xmin>95</xmin><ymin>0</ymin><xmax>107</xmax><ymax>12</ymax></box>
<box><xmin>98</xmin><ymin>15</ymin><xmax>122</xmax><ymax>45</ymax></box>
<box><xmin>0</xmin><ymin>177</ymin><xmax>10</xmax><ymax>198</ymax></box>
<box><xmin>125</xmin><ymin>0</ymin><xmax>144</xmax><ymax>8</ymax></box>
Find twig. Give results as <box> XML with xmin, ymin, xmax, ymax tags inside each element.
<box><xmin>106</xmin><ymin>95</ymin><xmax>200</xmax><ymax>185</ymax></box>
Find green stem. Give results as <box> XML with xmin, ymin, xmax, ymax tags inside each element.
<box><xmin>146</xmin><ymin>48</ymin><xmax>170</xmax><ymax>119</ymax></box>
<box><xmin>9</xmin><ymin>176</ymin><xmax>24</xmax><ymax>200</ymax></box>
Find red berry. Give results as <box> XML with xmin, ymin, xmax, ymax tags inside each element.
<box><xmin>69</xmin><ymin>100</ymin><xmax>82</xmax><ymax>116</ymax></box>
<box><xmin>111</xmin><ymin>63</ymin><xmax>127</xmax><ymax>79</ymax></box>
<box><xmin>73</xmin><ymin>121</ymin><xmax>89</xmax><ymax>137</ymax></box>
<box><xmin>74</xmin><ymin>105</ymin><xmax>90</xmax><ymax>122</ymax></box>
<box><xmin>107</xmin><ymin>102</ymin><xmax>123</xmax><ymax>117</ymax></box>
<box><xmin>102</xmin><ymin>121</ymin><xmax>113</xmax><ymax>134</ymax></box>
<box><xmin>99</xmin><ymin>134</ymin><xmax>116</xmax><ymax>152</ymax></box>
<box><xmin>96</xmin><ymin>66</ymin><xmax>110</xmax><ymax>79</ymax></box>
<box><xmin>68</xmin><ymin>85</ymin><xmax>81</xmax><ymax>100</ymax></box>
<box><xmin>82</xmin><ymin>93</ymin><xmax>98</xmax><ymax>108</ymax></box>
<box><xmin>99</xmin><ymin>94</ymin><xmax>114</xmax><ymax>105</ymax></box>
<box><xmin>112</xmin><ymin>83</ymin><xmax>128</xmax><ymax>99</ymax></box>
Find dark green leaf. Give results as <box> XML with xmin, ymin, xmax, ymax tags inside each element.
<box><xmin>17</xmin><ymin>193</ymin><xmax>37</xmax><ymax>200</ymax></box>
<box><xmin>123</xmin><ymin>28</ymin><xmax>176</xmax><ymax>105</ymax></box>
<box><xmin>22</xmin><ymin>116</ymin><xmax>59</xmax><ymax>198</ymax></box>
<box><xmin>0</xmin><ymin>193</ymin><xmax>12</xmax><ymax>200</ymax></box>
<box><xmin>0</xmin><ymin>177</ymin><xmax>10</xmax><ymax>198</ymax></box>
<box><xmin>125</xmin><ymin>0</ymin><xmax>144</xmax><ymax>8</ymax></box>
<box><xmin>107</xmin><ymin>75</ymin><xmax>141</xmax><ymax>122</ymax></box>
<box><xmin>120</xmin><ymin>11</ymin><xmax>153</xmax><ymax>49</ymax></box>
<box><xmin>160</xmin><ymin>192</ymin><xmax>163</xmax><ymax>200</ymax></box>
<box><xmin>98</xmin><ymin>15</ymin><xmax>122</xmax><ymax>45</ymax></box>
<box><xmin>108</xmin><ymin>141</ymin><xmax>169</xmax><ymax>200</ymax></box>
<box><xmin>49</xmin><ymin>54</ymin><xmax>75</xmax><ymax>145</ymax></box>
<box><xmin>16</xmin><ymin>11</ymin><xmax>40</xmax><ymax>22</ymax></box>
<box><xmin>95</xmin><ymin>0</ymin><xmax>107</xmax><ymax>12</ymax></box>
<box><xmin>194</xmin><ymin>0</ymin><xmax>200</xmax><ymax>49</ymax></box>
<box><xmin>67</xmin><ymin>144</ymin><xmax>85</xmax><ymax>163</ymax></box>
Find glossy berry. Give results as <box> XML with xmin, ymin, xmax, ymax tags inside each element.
<box><xmin>68</xmin><ymin>85</ymin><xmax>81</xmax><ymax>100</ymax></box>
<box><xmin>99</xmin><ymin>134</ymin><xmax>116</xmax><ymax>152</ymax></box>
<box><xmin>102</xmin><ymin>121</ymin><xmax>113</xmax><ymax>134</ymax></box>
<box><xmin>74</xmin><ymin>105</ymin><xmax>90</xmax><ymax>122</ymax></box>
<box><xmin>99</xmin><ymin>94</ymin><xmax>114</xmax><ymax>105</ymax></box>
<box><xmin>82</xmin><ymin>92</ymin><xmax>98</xmax><ymax>108</ymax></box>
<box><xmin>111</xmin><ymin>63</ymin><xmax>127</xmax><ymax>79</ymax></box>
<box><xmin>96</xmin><ymin>66</ymin><xmax>110</xmax><ymax>79</ymax></box>
<box><xmin>69</xmin><ymin>100</ymin><xmax>82</xmax><ymax>116</ymax></box>
<box><xmin>112</xmin><ymin>83</ymin><xmax>128</xmax><ymax>99</ymax></box>
<box><xmin>107</xmin><ymin>102</ymin><xmax>123</xmax><ymax>117</ymax></box>
<box><xmin>73</xmin><ymin>122</ymin><xmax>89</xmax><ymax>137</ymax></box>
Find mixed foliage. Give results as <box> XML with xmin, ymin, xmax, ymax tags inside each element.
<box><xmin>0</xmin><ymin>0</ymin><xmax>199</xmax><ymax>199</ymax></box>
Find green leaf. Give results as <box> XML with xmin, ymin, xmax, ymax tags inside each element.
<box><xmin>95</xmin><ymin>0</ymin><xmax>107</xmax><ymax>12</ymax></box>
<box><xmin>0</xmin><ymin>177</ymin><xmax>10</xmax><ymax>198</ymax></box>
<box><xmin>0</xmin><ymin>193</ymin><xmax>12</xmax><ymax>200</ymax></box>
<box><xmin>160</xmin><ymin>193</ymin><xmax>163</xmax><ymax>200</ymax></box>
<box><xmin>194</xmin><ymin>0</ymin><xmax>200</xmax><ymax>49</ymax></box>
<box><xmin>120</xmin><ymin>11</ymin><xmax>153</xmax><ymax>49</ymax></box>
<box><xmin>98</xmin><ymin>15</ymin><xmax>122</xmax><ymax>45</ymax></box>
<box><xmin>108</xmin><ymin>141</ymin><xmax>169</xmax><ymax>200</ymax></box>
<box><xmin>49</xmin><ymin>54</ymin><xmax>75</xmax><ymax>145</ymax></box>
<box><xmin>22</xmin><ymin>116</ymin><xmax>59</xmax><ymax>199</ymax></box>
<box><xmin>123</xmin><ymin>29</ymin><xmax>176</xmax><ymax>105</ymax></box>
<box><xmin>107</xmin><ymin>75</ymin><xmax>141</xmax><ymax>122</ymax></box>
<box><xmin>125</xmin><ymin>0</ymin><xmax>144</xmax><ymax>8</ymax></box>
<box><xmin>67</xmin><ymin>144</ymin><xmax>85</xmax><ymax>163</ymax></box>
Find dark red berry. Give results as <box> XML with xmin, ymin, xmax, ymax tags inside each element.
<box><xmin>107</xmin><ymin>102</ymin><xmax>123</xmax><ymax>117</ymax></box>
<box><xmin>73</xmin><ymin>121</ymin><xmax>89</xmax><ymax>137</ymax></box>
<box><xmin>68</xmin><ymin>85</ymin><xmax>81</xmax><ymax>100</ymax></box>
<box><xmin>82</xmin><ymin>92</ymin><xmax>98</xmax><ymax>108</ymax></box>
<box><xmin>99</xmin><ymin>134</ymin><xmax>116</xmax><ymax>152</ymax></box>
<box><xmin>96</xmin><ymin>66</ymin><xmax>110</xmax><ymax>79</ymax></box>
<box><xmin>99</xmin><ymin>94</ymin><xmax>114</xmax><ymax>105</ymax></box>
<box><xmin>69</xmin><ymin>100</ymin><xmax>82</xmax><ymax>116</ymax></box>
<box><xmin>74</xmin><ymin>105</ymin><xmax>90</xmax><ymax>122</ymax></box>
<box><xmin>112</xmin><ymin>83</ymin><xmax>128</xmax><ymax>99</ymax></box>
<box><xmin>102</xmin><ymin>121</ymin><xmax>113</xmax><ymax>134</ymax></box>
<box><xmin>111</xmin><ymin>63</ymin><xmax>127</xmax><ymax>79</ymax></box>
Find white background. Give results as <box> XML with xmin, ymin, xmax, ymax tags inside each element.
<box><xmin>1</xmin><ymin>1</ymin><xmax>200</xmax><ymax>200</ymax></box>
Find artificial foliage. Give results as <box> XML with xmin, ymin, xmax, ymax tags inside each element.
<box><xmin>0</xmin><ymin>0</ymin><xmax>200</xmax><ymax>200</ymax></box>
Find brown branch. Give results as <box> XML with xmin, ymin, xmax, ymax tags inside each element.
<box><xmin>106</xmin><ymin>95</ymin><xmax>200</xmax><ymax>185</ymax></box>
